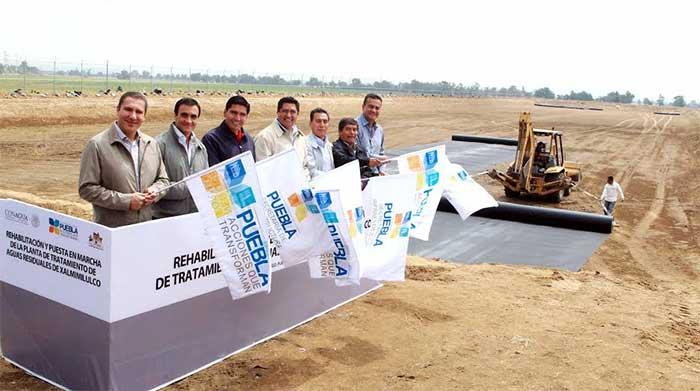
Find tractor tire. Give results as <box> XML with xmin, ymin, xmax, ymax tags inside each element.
<box><xmin>570</xmin><ymin>171</ymin><xmax>582</xmax><ymax>184</ymax></box>
<box><xmin>504</xmin><ymin>188</ymin><xmax>519</xmax><ymax>198</ymax></box>
<box><xmin>551</xmin><ymin>188</ymin><xmax>564</xmax><ymax>202</ymax></box>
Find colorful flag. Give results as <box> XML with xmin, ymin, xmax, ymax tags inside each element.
<box><xmin>443</xmin><ymin>162</ymin><xmax>498</xmax><ymax>219</ymax></box>
<box><xmin>308</xmin><ymin>190</ymin><xmax>361</xmax><ymax>285</ymax></box>
<box><xmin>360</xmin><ymin>174</ymin><xmax>416</xmax><ymax>281</ymax></box>
<box><xmin>310</xmin><ymin>161</ymin><xmax>365</xmax><ymax>284</ymax></box>
<box><xmin>396</xmin><ymin>145</ymin><xmax>447</xmax><ymax>241</ymax></box>
<box><xmin>185</xmin><ymin>152</ymin><xmax>271</xmax><ymax>300</ymax></box>
<box><xmin>256</xmin><ymin>149</ymin><xmax>335</xmax><ymax>271</ymax></box>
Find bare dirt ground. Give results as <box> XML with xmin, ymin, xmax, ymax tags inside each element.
<box><xmin>0</xmin><ymin>95</ymin><xmax>698</xmax><ymax>390</ymax></box>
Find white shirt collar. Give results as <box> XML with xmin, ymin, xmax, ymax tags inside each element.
<box><xmin>311</xmin><ymin>133</ymin><xmax>327</xmax><ymax>148</ymax></box>
<box><xmin>173</xmin><ymin>124</ymin><xmax>195</xmax><ymax>144</ymax></box>
<box><xmin>114</xmin><ymin>121</ymin><xmax>140</xmax><ymax>144</ymax></box>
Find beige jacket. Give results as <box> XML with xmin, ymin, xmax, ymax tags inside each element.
<box><xmin>78</xmin><ymin>123</ymin><xmax>169</xmax><ymax>228</ymax></box>
<box><xmin>254</xmin><ymin>120</ymin><xmax>305</xmax><ymax>162</ymax></box>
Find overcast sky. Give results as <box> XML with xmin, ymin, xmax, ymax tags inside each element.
<box><xmin>2</xmin><ymin>0</ymin><xmax>697</xmax><ymax>101</ymax></box>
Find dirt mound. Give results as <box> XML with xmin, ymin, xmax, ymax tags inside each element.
<box><xmin>0</xmin><ymin>189</ymin><xmax>92</xmax><ymax>220</ymax></box>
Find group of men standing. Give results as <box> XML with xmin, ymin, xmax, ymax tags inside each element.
<box><xmin>78</xmin><ymin>92</ymin><xmax>388</xmax><ymax>228</ymax></box>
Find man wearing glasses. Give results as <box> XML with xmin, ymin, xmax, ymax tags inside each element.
<box><xmin>255</xmin><ymin>96</ymin><xmax>305</xmax><ymax>161</ymax></box>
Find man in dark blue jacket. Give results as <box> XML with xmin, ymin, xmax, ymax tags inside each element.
<box><xmin>202</xmin><ymin>95</ymin><xmax>256</xmax><ymax>165</ymax></box>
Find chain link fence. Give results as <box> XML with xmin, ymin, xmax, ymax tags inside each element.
<box><xmin>0</xmin><ymin>56</ymin><xmax>499</xmax><ymax>98</ymax></box>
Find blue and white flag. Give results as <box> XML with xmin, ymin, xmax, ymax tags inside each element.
<box><xmin>256</xmin><ymin>149</ymin><xmax>335</xmax><ymax>271</ymax></box>
<box><xmin>310</xmin><ymin>189</ymin><xmax>361</xmax><ymax>285</ymax></box>
<box><xmin>443</xmin><ymin>162</ymin><xmax>497</xmax><ymax>220</ymax></box>
<box><xmin>361</xmin><ymin>174</ymin><xmax>416</xmax><ymax>281</ymax></box>
<box><xmin>310</xmin><ymin>161</ymin><xmax>365</xmax><ymax>284</ymax></box>
<box><xmin>185</xmin><ymin>152</ymin><xmax>271</xmax><ymax>300</ymax></box>
<box><xmin>396</xmin><ymin>145</ymin><xmax>447</xmax><ymax>241</ymax></box>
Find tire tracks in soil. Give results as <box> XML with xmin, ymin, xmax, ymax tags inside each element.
<box><xmin>611</xmin><ymin>114</ymin><xmax>700</xmax><ymax>284</ymax></box>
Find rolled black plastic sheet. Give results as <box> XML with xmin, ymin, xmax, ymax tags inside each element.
<box><xmin>437</xmin><ymin>198</ymin><xmax>613</xmax><ymax>234</ymax></box>
<box><xmin>533</xmin><ymin>103</ymin><xmax>604</xmax><ymax>111</ymax></box>
<box><xmin>451</xmin><ymin>134</ymin><xmax>518</xmax><ymax>146</ymax></box>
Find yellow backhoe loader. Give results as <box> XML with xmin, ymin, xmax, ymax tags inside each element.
<box><xmin>488</xmin><ymin>112</ymin><xmax>582</xmax><ymax>202</ymax></box>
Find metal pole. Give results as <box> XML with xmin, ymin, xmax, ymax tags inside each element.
<box><xmin>169</xmin><ymin>65</ymin><xmax>173</xmax><ymax>93</ymax></box>
<box><xmin>80</xmin><ymin>60</ymin><xmax>83</xmax><ymax>93</ymax></box>
<box><xmin>23</xmin><ymin>58</ymin><xmax>27</xmax><ymax>91</ymax></box>
<box><xmin>105</xmin><ymin>60</ymin><xmax>109</xmax><ymax>90</ymax></box>
<box><xmin>128</xmin><ymin>64</ymin><xmax>132</xmax><ymax>90</ymax></box>
<box><xmin>150</xmin><ymin>65</ymin><xmax>154</xmax><ymax>91</ymax></box>
<box><xmin>53</xmin><ymin>59</ymin><xmax>56</xmax><ymax>95</ymax></box>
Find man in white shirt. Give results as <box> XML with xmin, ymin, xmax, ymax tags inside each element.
<box><xmin>301</xmin><ymin>108</ymin><xmax>334</xmax><ymax>181</ymax></box>
<box><xmin>600</xmin><ymin>175</ymin><xmax>624</xmax><ymax>217</ymax></box>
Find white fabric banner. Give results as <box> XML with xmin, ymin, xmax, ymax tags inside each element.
<box><xmin>396</xmin><ymin>145</ymin><xmax>447</xmax><ymax>241</ymax></box>
<box><xmin>256</xmin><ymin>149</ymin><xmax>335</xmax><ymax>271</ymax></box>
<box><xmin>443</xmin><ymin>162</ymin><xmax>498</xmax><ymax>219</ymax></box>
<box><xmin>310</xmin><ymin>161</ymin><xmax>366</xmax><ymax>284</ymax></box>
<box><xmin>360</xmin><ymin>174</ymin><xmax>416</xmax><ymax>281</ymax></box>
<box><xmin>308</xmin><ymin>190</ymin><xmax>361</xmax><ymax>284</ymax></box>
<box><xmin>0</xmin><ymin>199</ymin><xmax>111</xmax><ymax>321</ymax></box>
<box><xmin>185</xmin><ymin>152</ymin><xmax>272</xmax><ymax>300</ymax></box>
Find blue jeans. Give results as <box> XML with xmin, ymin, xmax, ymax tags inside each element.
<box><xmin>603</xmin><ymin>201</ymin><xmax>616</xmax><ymax>216</ymax></box>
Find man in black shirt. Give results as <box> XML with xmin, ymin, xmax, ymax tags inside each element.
<box><xmin>201</xmin><ymin>95</ymin><xmax>256</xmax><ymax>165</ymax></box>
<box><xmin>332</xmin><ymin>117</ymin><xmax>383</xmax><ymax>179</ymax></box>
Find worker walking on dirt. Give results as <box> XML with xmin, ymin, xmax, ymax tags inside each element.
<box><xmin>600</xmin><ymin>175</ymin><xmax>624</xmax><ymax>218</ymax></box>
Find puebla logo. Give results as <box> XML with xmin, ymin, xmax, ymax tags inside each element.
<box><xmin>48</xmin><ymin>217</ymin><xmax>78</xmax><ymax>240</ymax></box>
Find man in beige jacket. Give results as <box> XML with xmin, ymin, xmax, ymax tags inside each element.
<box><xmin>79</xmin><ymin>92</ymin><xmax>169</xmax><ymax>227</ymax></box>
<box><xmin>255</xmin><ymin>96</ymin><xmax>305</xmax><ymax>162</ymax></box>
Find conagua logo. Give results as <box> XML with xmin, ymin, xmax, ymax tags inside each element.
<box><xmin>4</xmin><ymin>209</ymin><xmax>29</xmax><ymax>225</ymax></box>
<box><xmin>88</xmin><ymin>232</ymin><xmax>104</xmax><ymax>250</ymax></box>
<box><xmin>48</xmin><ymin>217</ymin><xmax>79</xmax><ymax>240</ymax></box>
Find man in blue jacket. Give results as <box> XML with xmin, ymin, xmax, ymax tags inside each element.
<box><xmin>202</xmin><ymin>95</ymin><xmax>256</xmax><ymax>165</ymax></box>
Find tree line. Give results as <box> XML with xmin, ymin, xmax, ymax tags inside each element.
<box><xmin>1</xmin><ymin>61</ymin><xmax>694</xmax><ymax>107</ymax></box>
